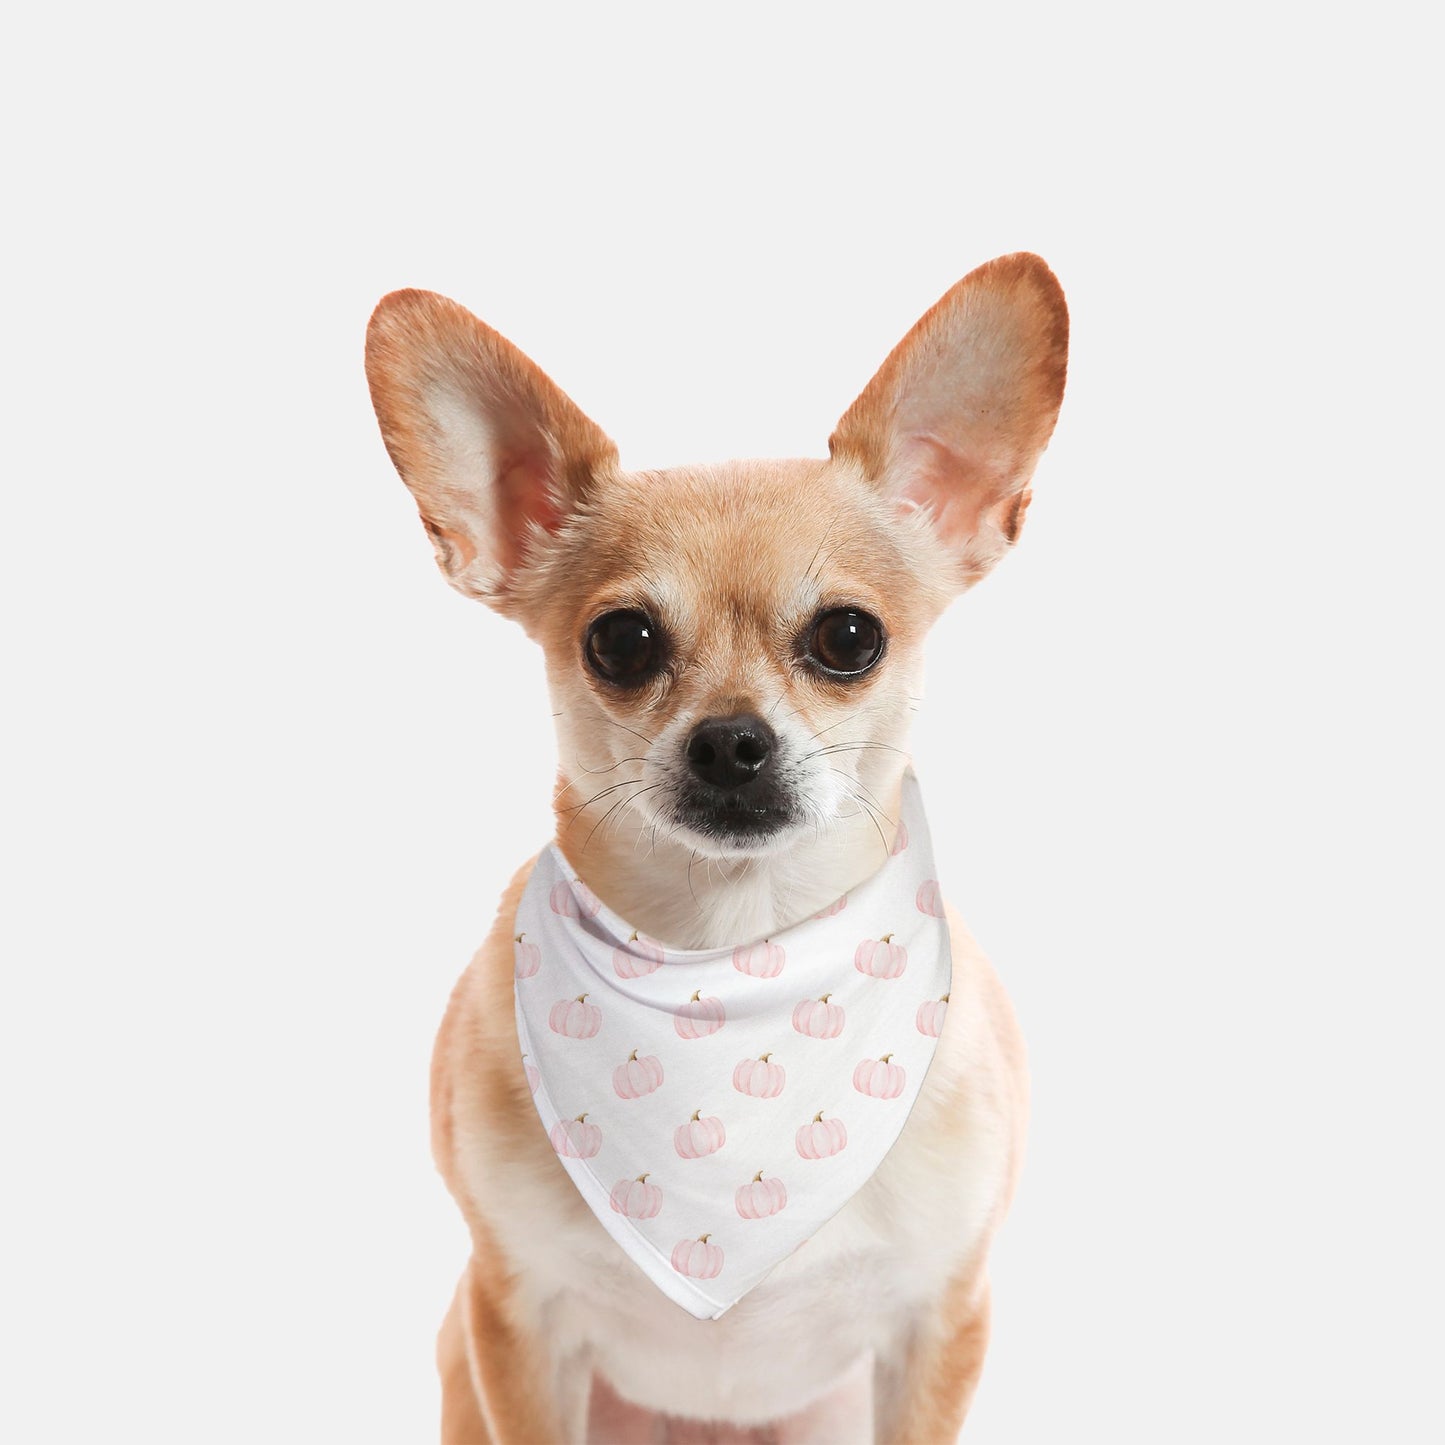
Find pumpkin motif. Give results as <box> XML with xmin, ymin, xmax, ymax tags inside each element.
<box><xmin>735</xmin><ymin>1170</ymin><xmax>788</xmax><ymax>1219</ymax></box>
<box><xmin>916</xmin><ymin>879</ymin><xmax>945</xmax><ymax>918</ymax></box>
<box><xmin>550</xmin><ymin>877</ymin><xmax>602</xmax><ymax>919</ymax></box>
<box><xmin>916</xmin><ymin>993</ymin><xmax>950</xmax><ymax>1038</ymax></box>
<box><xmin>549</xmin><ymin>994</ymin><xmax>602</xmax><ymax>1039</ymax></box>
<box><xmin>612</xmin><ymin>929</ymin><xmax>664</xmax><ymax>979</ymax></box>
<box><xmin>671</xmin><ymin>1234</ymin><xmax>724</xmax><ymax>1280</ymax></box>
<box><xmin>854</xmin><ymin>932</ymin><xmax>908</xmax><ymax>979</ymax></box>
<box><xmin>674</xmin><ymin>990</ymin><xmax>726</xmax><ymax>1039</ymax></box>
<box><xmin>612</xmin><ymin>1049</ymin><xmax>664</xmax><ymax>1099</ymax></box>
<box><xmin>513</xmin><ymin>932</ymin><xmax>541</xmax><ymax>979</ymax></box>
<box><xmin>853</xmin><ymin>1053</ymin><xmax>906</xmax><ymax>1099</ymax></box>
<box><xmin>674</xmin><ymin>1108</ymin><xmax>726</xmax><ymax>1159</ymax></box>
<box><xmin>732</xmin><ymin>938</ymin><xmax>785</xmax><ymax>978</ymax></box>
<box><xmin>890</xmin><ymin>818</ymin><xmax>910</xmax><ymax>856</ymax></box>
<box><xmin>732</xmin><ymin>1053</ymin><xmax>785</xmax><ymax>1098</ymax></box>
<box><xmin>814</xmin><ymin>893</ymin><xmax>848</xmax><ymax>919</ymax></box>
<box><xmin>796</xmin><ymin>1110</ymin><xmax>848</xmax><ymax>1159</ymax></box>
<box><xmin>610</xmin><ymin>1173</ymin><xmax>663</xmax><ymax>1219</ymax></box>
<box><xmin>792</xmin><ymin>993</ymin><xmax>845</xmax><ymax>1039</ymax></box>
<box><xmin>550</xmin><ymin>1113</ymin><xmax>602</xmax><ymax>1158</ymax></box>
<box><xmin>522</xmin><ymin>1054</ymin><xmax>540</xmax><ymax>1095</ymax></box>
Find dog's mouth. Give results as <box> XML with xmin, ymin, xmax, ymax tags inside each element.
<box><xmin>666</xmin><ymin>784</ymin><xmax>800</xmax><ymax>855</ymax></box>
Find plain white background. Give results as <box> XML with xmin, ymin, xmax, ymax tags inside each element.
<box><xmin>4</xmin><ymin>4</ymin><xmax>1440</xmax><ymax>1441</ymax></box>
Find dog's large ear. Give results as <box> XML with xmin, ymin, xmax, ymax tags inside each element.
<box><xmin>830</xmin><ymin>252</ymin><xmax>1068</xmax><ymax>588</ymax></box>
<box><xmin>365</xmin><ymin>290</ymin><xmax>618</xmax><ymax>610</ymax></box>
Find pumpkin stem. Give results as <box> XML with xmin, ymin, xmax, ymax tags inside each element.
<box><xmin>689</xmin><ymin>989</ymin><xmax>702</xmax><ymax>1002</ymax></box>
<box><xmin>575</xmin><ymin>993</ymin><xmax>588</xmax><ymax>1003</ymax></box>
<box><xmin>812</xmin><ymin>1110</ymin><xmax>825</xmax><ymax>1123</ymax></box>
<box><xmin>752</xmin><ymin>1170</ymin><xmax>764</xmax><ymax>1182</ymax></box>
<box><xmin>819</xmin><ymin>993</ymin><xmax>832</xmax><ymax>1003</ymax></box>
<box><xmin>698</xmin><ymin>1234</ymin><xmax>711</xmax><ymax>1244</ymax></box>
<box><xmin>690</xmin><ymin>1109</ymin><xmax>701</xmax><ymax>1121</ymax></box>
<box><xmin>514</xmin><ymin>933</ymin><xmax>525</xmax><ymax>943</ymax></box>
<box><xmin>628</xmin><ymin>930</ymin><xmax>639</xmax><ymax>942</ymax></box>
<box><xmin>880</xmin><ymin>1053</ymin><xmax>893</xmax><ymax>1063</ymax></box>
<box><xmin>759</xmin><ymin>1053</ymin><xmax>772</xmax><ymax>1062</ymax></box>
<box><xmin>881</xmin><ymin>932</ymin><xmax>894</xmax><ymax>943</ymax></box>
<box><xmin>942</xmin><ymin>992</ymin><xmax>951</xmax><ymax>1003</ymax></box>
<box><xmin>575</xmin><ymin>1113</ymin><xmax>588</xmax><ymax>1123</ymax></box>
<box><xmin>636</xmin><ymin>1173</ymin><xmax>649</xmax><ymax>1183</ymax></box>
<box><xmin>627</xmin><ymin>1049</ymin><xmax>638</xmax><ymax>1061</ymax></box>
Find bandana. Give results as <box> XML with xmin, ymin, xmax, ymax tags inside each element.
<box><xmin>511</xmin><ymin>763</ymin><xmax>952</xmax><ymax>1319</ymax></box>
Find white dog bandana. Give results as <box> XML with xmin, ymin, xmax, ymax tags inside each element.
<box><xmin>511</xmin><ymin>763</ymin><xmax>953</xmax><ymax>1319</ymax></box>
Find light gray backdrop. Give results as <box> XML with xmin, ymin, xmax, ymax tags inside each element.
<box><xmin>4</xmin><ymin>4</ymin><xmax>1439</xmax><ymax>1441</ymax></box>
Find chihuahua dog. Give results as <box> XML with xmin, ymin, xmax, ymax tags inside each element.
<box><xmin>365</xmin><ymin>252</ymin><xmax>1068</xmax><ymax>1443</ymax></box>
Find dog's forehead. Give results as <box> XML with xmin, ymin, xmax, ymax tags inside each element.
<box><xmin>578</xmin><ymin>458</ymin><xmax>900</xmax><ymax>619</ymax></box>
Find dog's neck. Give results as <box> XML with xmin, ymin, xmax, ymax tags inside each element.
<box><xmin>552</xmin><ymin>764</ymin><xmax>907</xmax><ymax>951</ymax></box>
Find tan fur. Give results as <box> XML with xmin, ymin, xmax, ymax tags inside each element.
<box><xmin>366</xmin><ymin>253</ymin><xmax>1067</xmax><ymax>1441</ymax></box>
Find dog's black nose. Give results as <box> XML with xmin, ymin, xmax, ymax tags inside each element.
<box><xmin>685</xmin><ymin>714</ymin><xmax>775</xmax><ymax>790</ymax></box>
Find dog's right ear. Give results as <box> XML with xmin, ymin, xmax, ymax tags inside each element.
<box><xmin>364</xmin><ymin>290</ymin><xmax>618</xmax><ymax>611</ymax></box>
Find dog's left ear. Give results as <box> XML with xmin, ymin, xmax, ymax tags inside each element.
<box><xmin>830</xmin><ymin>252</ymin><xmax>1068</xmax><ymax>588</ymax></box>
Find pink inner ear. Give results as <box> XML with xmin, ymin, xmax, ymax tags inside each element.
<box><xmin>496</xmin><ymin>453</ymin><xmax>563</xmax><ymax>576</ymax></box>
<box><xmin>894</xmin><ymin>434</ymin><xmax>1004</xmax><ymax>549</ymax></box>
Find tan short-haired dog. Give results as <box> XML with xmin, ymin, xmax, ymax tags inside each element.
<box><xmin>365</xmin><ymin>253</ymin><xmax>1068</xmax><ymax>1443</ymax></box>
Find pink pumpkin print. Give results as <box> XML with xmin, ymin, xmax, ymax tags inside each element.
<box><xmin>522</xmin><ymin>1053</ymin><xmax>540</xmax><ymax>1095</ymax></box>
<box><xmin>550</xmin><ymin>877</ymin><xmax>602</xmax><ymax>919</ymax></box>
<box><xmin>513</xmin><ymin>932</ymin><xmax>541</xmax><ymax>979</ymax></box>
<box><xmin>732</xmin><ymin>938</ymin><xmax>785</xmax><ymax>978</ymax></box>
<box><xmin>796</xmin><ymin>1110</ymin><xmax>848</xmax><ymax>1159</ymax></box>
<box><xmin>854</xmin><ymin>931</ymin><xmax>908</xmax><ymax>979</ymax></box>
<box><xmin>916</xmin><ymin>879</ymin><xmax>945</xmax><ymax>918</ymax></box>
<box><xmin>792</xmin><ymin>993</ymin><xmax>845</xmax><ymax>1039</ymax></box>
<box><xmin>610</xmin><ymin>1173</ymin><xmax>663</xmax><ymax>1219</ymax></box>
<box><xmin>916</xmin><ymin>992</ymin><xmax>950</xmax><ymax>1038</ymax></box>
<box><xmin>735</xmin><ymin>1170</ymin><xmax>788</xmax><ymax>1219</ymax></box>
<box><xmin>732</xmin><ymin>1053</ymin><xmax>786</xmax><ymax>1098</ymax></box>
<box><xmin>612</xmin><ymin>1048</ymin><xmax>665</xmax><ymax>1099</ymax></box>
<box><xmin>814</xmin><ymin>893</ymin><xmax>848</xmax><ymax>920</ymax></box>
<box><xmin>671</xmin><ymin>1234</ymin><xmax>724</xmax><ymax>1280</ymax></box>
<box><xmin>674</xmin><ymin>1108</ymin><xmax>727</xmax><ymax>1158</ymax></box>
<box><xmin>549</xmin><ymin>993</ymin><xmax>602</xmax><ymax>1039</ymax></box>
<box><xmin>890</xmin><ymin>818</ymin><xmax>910</xmax><ymax>856</ymax></box>
<box><xmin>675</xmin><ymin>990</ymin><xmax>725</xmax><ymax>1039</ymax></box>
<box><xmin>613</xmin><ymin>929</ymin><xmax>664</xmax><ymax>979</ymax></box>
<box><xmin>550</xmin><ymin>1113</ymin><xmax>602</xmax><ymax>1158</ymax></box>
<box><xmin>853</xmin><ymin>1053</ymin><xmax>907</xmax><ymax>1099</ymax></box>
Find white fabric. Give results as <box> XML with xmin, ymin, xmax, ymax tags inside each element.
<box><xmin>512</xmin><ymin>763</ymin><xmax>953</xmax><ymax>1319</ymax></box>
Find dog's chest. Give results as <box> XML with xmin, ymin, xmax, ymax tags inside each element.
<box><xmin>513</xmin><ymin>1055</ymin><xmax>1003</xmax><ymax>1422</ymax></box>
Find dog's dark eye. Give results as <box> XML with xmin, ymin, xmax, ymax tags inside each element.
<box><xmin>807</xmin><ymin>608</ymin><xmax>885</xmax><ymax>677</ymax></box>
<box><xmin>585</xmin><ymin>610</ymin><xmax>661</xmax><ymax>685</ymax></box>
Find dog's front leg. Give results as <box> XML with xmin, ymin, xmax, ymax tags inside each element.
<box><xmin>443</xmin><ymin>1252</ymin><xmax>580</xmax><ymax>1445</ymax></box>
<box><xmin>872</xmin><ymin>1273</ymin><xmax>991</xmax><ymax>1443</ymax></box>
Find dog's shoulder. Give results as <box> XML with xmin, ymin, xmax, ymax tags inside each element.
<box><xmin>430</xmin><ymin>853</ymin><xmax>545</xmax><ymax>1199</ymax></box>
<box><xmin>926</xmin><ymin>902</ymin><xmax>1031</xmax><ymax>1206</ymax></box>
